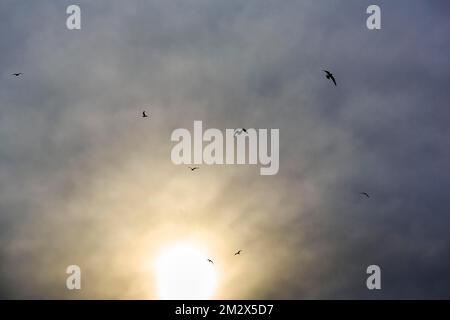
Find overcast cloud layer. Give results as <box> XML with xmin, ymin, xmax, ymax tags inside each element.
<box><xmin>0</xmin><ymin>0</ymin><xmax>450</xmax><ymax>299</ymax></box>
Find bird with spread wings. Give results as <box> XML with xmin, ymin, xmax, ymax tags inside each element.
<box><xmin>323</xmin><ymin>70</ymin><xmax>337</xmax><ymax>86</ymax></box>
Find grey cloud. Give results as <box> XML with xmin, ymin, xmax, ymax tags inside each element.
<box><xmin>0</xmin><ymin>0</ymin><xmax>449</xmax><ymax>299</ymax></box>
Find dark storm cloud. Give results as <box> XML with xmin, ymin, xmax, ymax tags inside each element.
<box><xmin>0</xmin><ymin>0</ymin><xmax>449</xmax><ymax>299</ymax></box>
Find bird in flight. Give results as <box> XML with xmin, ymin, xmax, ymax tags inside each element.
<box><xmin>234</xmin><ymin>250</ymin><xmax>243</xmax><ymax>256</ymax></box>
<box><xmin>12</xmin><ymin>73</ymin><xmax>22</xmax><ymax>77</ymax></box>
<box><xmin>142</xmin><ymin>111</ymin><xmax>149</xmax><ymax>118</ymax></box>
<box><xmin>188</xmin><ymin>166</ymin><xmax>199</xmax><ymax>171</ymax></box>
<box><xmin>234</xmin><ymin>128</ymin><xmax>248</xmax><ymax>136</ymax></box>
<box><xmin>360</xmin><ymin>192</ymin><xmax>370</xmax><ymax>198</ymax></box>
<box><xmin>323</xmin><ymin>70</ymin><xmax>337</xmax><ymax>86</ymax></box>
<box><xmin>207</xmin><ymin>259</ymin><xmax>214</xmax><ymax>264</ymax></box>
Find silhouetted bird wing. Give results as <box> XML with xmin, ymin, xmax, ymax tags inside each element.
<box><xmin>323</xmin><ymin>70</ymin><xmax>337</xmax><ymax>85</ymax></box>
<box><xmin>360</xmin><ymin>192</ymin><xmax>370</xmax><ymax>198</ymax></box>
<box><xmin>330</xmin><ymin>75</ymin><xmax>337</xmax><ymax>86</ymax></box>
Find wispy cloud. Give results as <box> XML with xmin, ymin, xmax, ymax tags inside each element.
<box><xmin>0</xmin><ymin>0</ymin><xmax>449</xmax><ymax>299</ymax></box>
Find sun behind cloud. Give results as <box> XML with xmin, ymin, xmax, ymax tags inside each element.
<box><xmin>154</xmin><ymin>241</ymin><xmax>217</xmax><ymax>300</ymax></box>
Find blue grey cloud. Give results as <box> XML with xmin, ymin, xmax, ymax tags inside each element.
<box><xmin>0</xmin><ymin>0</ymin><xmax>449</xmax><ymax>299</ymax></box>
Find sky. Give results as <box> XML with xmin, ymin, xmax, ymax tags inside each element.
<box><xmin>0</xmin><ymin>0</ymin><xmax>450</xmax><ymax>299</ymax></box>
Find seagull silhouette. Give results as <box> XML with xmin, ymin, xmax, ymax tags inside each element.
<box><xmin>142</xmin><ymin>111</ymin><xmax>149</xmax><ymax>118</ymax></box>
<box><xmin>207</xmin><ymin>259</ymin><xmax>214</xmax><ymax>264</ymax></box>
<box><xmin>360</xmin><ymin>192</ymin><xmax>370</xmax><ymax>198</ymax></box>
<box><xmin>12</xmin><ymin>73</ymin><xmax>22</xmax><ymax>77</ymax></box>
<box><xmin>188</xmin><ymin>167</ymin><xmax>199</xmax><ymax>171</ymax></box>
<box><xmin>323</xmin><ymin>70</ymin><xmax>337</xmax><ymax>86</ymax></box>
<box><xmin>234</xmin><ymin>250</ymin><xmax>243</xmax><ymax>256</ymax></box>
<box><xmin>234</xmin><ymin>128</ymin><xmax>248</xmax><ymax>136</ymax></box>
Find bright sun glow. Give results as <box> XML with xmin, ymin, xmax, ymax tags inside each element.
<box><xmin>154</xmin><ymin>242</ymin><xmax>217</xmax><ymax>299</ymax></box>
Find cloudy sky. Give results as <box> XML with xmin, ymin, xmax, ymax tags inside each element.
<box><xmin>0</xmin><ymin>0</ymin><xmax>449</xmax><ymax>299</ymax></box>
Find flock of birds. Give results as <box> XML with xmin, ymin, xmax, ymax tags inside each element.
<box><xmin>207</xmin><ymin>250</ymin><xmax>242</xmax><ymax>265</ymax></box>
<box><xmin>140</xmin><ymin>69</ymin><xmax>368</xmax><ymax>266</ymax></box>
<box><xmin>138</xmin><ymin>69</ymin><xmax>367</xmax><ymax>265</ymax></box>
<box><xmin>12</xmin><ymin>69</ymin><xmax>368</xmax><ymax>267</ymax></box>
